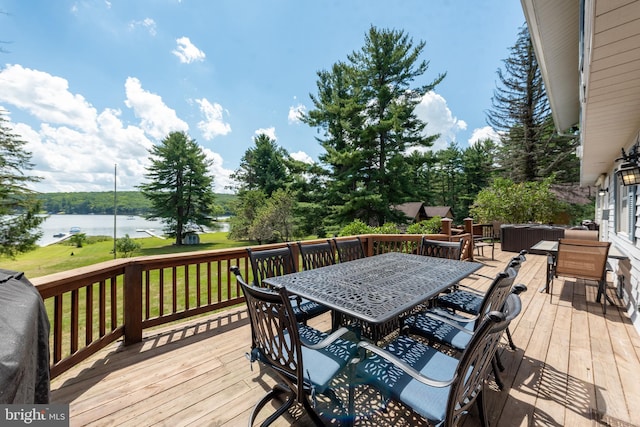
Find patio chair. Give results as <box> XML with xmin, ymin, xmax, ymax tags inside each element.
<box><xmin>419</xmin><ymin>237</ymin><xmax>464</xmax><ymax>260</ymax></box>
<box><xmin>246</xmin><ymin>247</ymin><xmax>330</xmax><ymax>323</ymax></box>
<box><xmin>435</xmin><ymin>251</ymin><xmax>527</xmax><ymax>321</ymax></box>
<box><xmin>333</xmin><ymin>237</ymin><xmax>366</xmax><ymax>263</ymax></box>
<box><xmin>296</xmin><ymin>240</ymin><xmax>336</xmax><ymax>270</ymax></box>
<box><xmin>550</xmin><ymin>238</ymin><xmax>611</xmax><ymax>313</ymax></box>
<box><xmin>473</xmin><ymin>223</ymin><xmax>498</xmax><ymax>260</ymax></box>
<box><xmin>231</xmin><ymin>266</ymin><xmax>358</xmax><ymax>426</ymax></box>
<box><xmin>295</xmin><ymin>240</ymin><xmax>341</xmax><ymax>329</ymax></box>
<box><xmin>401</xmin><ymin>267</ymin><xmax>519</xmax><ymax>390</ymax></box>
<box><xmin>501</xmin><ymin>291</ymin><xmax>524</xmax><ymax>353</ymax></box>
<box><xmin>356</xmin><ymin>310</ymin><xmax>510</xmax><ymax>426</ymax></box>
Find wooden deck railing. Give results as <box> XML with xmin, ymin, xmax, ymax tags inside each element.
<box><xmin>31</xmin><ymin>219</ymin><xmax>477</xmax><ymax>379</ymax></box>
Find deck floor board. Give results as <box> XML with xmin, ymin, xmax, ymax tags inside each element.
<box><xmin>51</xmin><ymin>247</ymin><xmax>640</xmax><ymax>427</ymax></box>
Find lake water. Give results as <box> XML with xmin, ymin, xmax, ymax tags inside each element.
<box><xmin>36</xmin><ymin>214</ymin><xmax>229</xmax><ymax>246</ymax></box>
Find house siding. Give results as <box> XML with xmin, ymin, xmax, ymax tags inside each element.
<box><xmin>600</xmin><ymin>172</ymin><xmax>640</xmax><ymax>333</ymax></box>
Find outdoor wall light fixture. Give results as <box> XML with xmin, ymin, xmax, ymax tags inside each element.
<box><xmin>616</xmin><ymin>140</ymin><xmax>640</xmax><ymax>186</ymax></box>
<box><xmin>598</xmin><ymin>188</ymin><xmax>608</xmax><ymax>196</ymax></box>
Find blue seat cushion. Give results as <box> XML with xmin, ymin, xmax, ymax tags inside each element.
<box><xmin>255</xmin><ymin>324</ymin><xmax>357</xmax><ymax>393</ymax></box>
<box><xmin>357</xmin><ymin>335</ymin><xmax>459</xmax><ymax>423</ymax></box>
<box><xmin>437</xmin><ymin>290</ymin><xmax>482</xmax><ymax>315</ymax></box>
<box><xmin>293</xmin><ymin>296</ymin><xmax>331</xmax><ymax>320</ymax></box>
<box><xmin>403</xmin><ymin>310</ymin><xmax>473</xmax><ymax>351</ymax></box>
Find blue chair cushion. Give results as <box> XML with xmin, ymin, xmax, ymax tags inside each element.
<box><xmin>255</xmin><ymin>324</ymin><xmax>357</xmax><ymax>394</ymax></box>
<box><xmin>293</xmin><ymin>297</ymin><xmax>331</xmax><ymax>320</ymax></box>
<box><xmin>437</xmin><ymin>290</ymin><xmax>482</xmax><ymax>315</ymax></box>
<box><xmin>403</xmin><ymin>309</ymin><xmax>473</xmax><ymax>351</ymax></box>
<box><xmin>357</xmin><ymin>335</ymin><xmax>459</xmax><ymax>423</ymax></box>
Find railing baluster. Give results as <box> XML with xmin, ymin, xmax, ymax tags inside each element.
<box><xmin>172</xmin><ymin>267</ymin><xmax>177</xmax><ymax>313</ymax></box>
<box><xmin>110</xmin><ymin>275</ymin><xmax>117</xmax><ymax>331</ymax></box>
<box><xmin>71</xmin><ymin>289</ymin><xmax>79</xmax><ymax>354</ymax></box>
<box><xmin>196</xmin><ymin>263</ymin><xmax>201</xmax><ymax>307</ymax></box>
<box><xmin>208</xmin><ymin>262</ymin><xmax>213</xmax><ymax>305</ymax></box>
<box><xmin>159</xmin><ymin>268</ymin><xmax>164</xmax><ymax>316</ymax></box>
<box><xmin>99</xmin><ymin>280</ymin><xmax>106</xmax><ymax>337</ymax></box>
<box><xmin>145</xmin><ymin>270</ymin><xmax>151</xmax><ymax>320</ymax></box>
<box><xmin>184</xmin><ymin>264</ymin><xmax>190</xmax><ymax>311</ymax></box>
<box><xmin>86</xmin><ymin>284</ymin><xmax>93</xmax><ymax>346</ymax></box>
<box><xmin>217</xmin><ymin>261</ymin><xmax>223</xmax><ymax>303</ymax></box>
<box><xmin>54</xmin><ymin>295</ymin><xmax>62</xmax><ymax>363</ymax></box>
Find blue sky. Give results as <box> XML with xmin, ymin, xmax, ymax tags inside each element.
<box><xmin>0</xmin><ymin>0</ymin><xmax>525</xmax><ymax>193</ymax></box>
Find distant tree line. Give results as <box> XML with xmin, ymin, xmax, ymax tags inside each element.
<box><xmin>36</xmin><ymin>191</ymin><xmax>236</xmax><ymax>216</ymax></box>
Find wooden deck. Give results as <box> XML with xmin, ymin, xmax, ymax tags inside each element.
<box><xmin>50</xmin><ymin>247</ymin><xmax>640</xmax><ymax>426</ymax></box>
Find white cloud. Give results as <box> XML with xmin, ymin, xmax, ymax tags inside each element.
<box><xmin>0</xmin><ymin>64</ymin><xmax>98</xmax><ymax>132</ymax></box>
<box><xmin>172</xmin><ymin>37</ymin><xmax>205</xmax><ymax>64</ymax></box>
<box><xmin>414</xmin><ymin>91</ymin><xmax>467</xmax><ymax>151</ymax></box>
<box><xmin>124</xmin><ymin>77</ymin><xmax>189</xmax><ymax>140</ymax></box>
<box><xmin>196</xmin><ymin>98</ymin><xmax>231</xmax><ymax>139</ymax></box>
<box><xmin>290</xmin><ymin>151</ymin><xmax>314</xmax><ymax>164</ymax></box>
<box><xmin>129</xmin><ymin>18</ymin><xmax>157</xmax><ymax>36</ymax></box>
<box><xmin>8</xmin><ymin>111</ymin><xmax>153</xmax><ymax>193</ymax></box>
<box><xmin>0</xmin><ymin>66</ymin><xmax>231</xmax><ymax>192</ymax></box>
<box><xmin>202</xmin><ymin>148</ymin><xmax>234</xmax><ymax>193</ymax></box>
<box><xmin>0</xmin><ymin>67</ymin><xmax>231</xmax><ymax>193</ymax></box>
<box><xmin>288</xmin><ymin>104</ymin><xmax>306</xmax><ymax>124</ymax></box>
<box><xmin>254</xmin><ymin>127</ymin><xmax>277</xmax><ymax>141</ymax></box>
<box><xmin>468</xmin><ymin>126</ymin><xmax>501</xmax><ymax>145</ymax></box>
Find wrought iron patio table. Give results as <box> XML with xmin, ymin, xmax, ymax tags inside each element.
<box><xmin>263</xmin><ymin>252</ymin><xmax>482</xmax><ymax>340</ymax></box>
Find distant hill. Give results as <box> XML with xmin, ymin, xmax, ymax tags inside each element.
<box><xmin>37</xmin><ymin>191</ymin><xmax>237</xmax><ymax>216</ymax></box>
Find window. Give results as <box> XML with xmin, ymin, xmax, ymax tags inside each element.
<box><xmin>616</xmin><ymin>183</ymin><xmax>636</xmax><ymax>239</ymax></box>
<box><xmin>616</xmin><ymin>185</ymin><xmax>628</xmax><ymax>234</ymax></box>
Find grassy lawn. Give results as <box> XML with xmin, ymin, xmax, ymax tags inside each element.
<box><xmin>3</xmin><ymin>232</ymin><xmax>252</xmax><ymax>279</ymax></box>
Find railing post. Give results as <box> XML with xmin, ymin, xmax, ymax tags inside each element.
<box><xmin>464</xmin><ymin>217</ymin><xmax>474</xmax><ymax>234</ymax></box>
<box><xmin>464</xmin><ymin>218</ymin><xmax>475</xmax><ymax>261</ymax></box>
<box><xmin>289</xmin><ymin>242</ymin><xmax>301</xmax><ymax>270</ymax></box>
<box><xmin>362</xmin><ymin>235</ymin><xmax>373</xmax><ymax>257</ymax></box>
<box><xmin>124</xmin><ymin>263</ymin><xmax>143</xmax><ymax>345</ymax></box>
<box><xmin>441</xmin><ymin>218</ymin><xmax>452</xmax><ymax>236</ymax></box>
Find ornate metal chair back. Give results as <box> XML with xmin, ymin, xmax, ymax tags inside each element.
<box><xmin>419</xmin><ymin>237</ymin><xmax>463</xmax><ymax>260</ymax></box>
<box><xmin>239</xmin><ymin>276</ymin><xmax>304</xmax><ymax>396</ymax></box>
<box><xmin>476</xmin><ymin>267</ymin><xmax>517</xmax><ymax>321</ymax></box>
<box><xmin>446</xmin><ymin>311</ymin><xmax>510</xmax><ymax>425</ymax></box>
<box><xmin>334</xmin><ymin>237</ymin><xmax>366</xmax><ymax>262</ymax></box>
<box><xmin>297</xmin><ymin>240</ymin><xmax>336</xmax><ymax>270</ymax></box>
<box><xmin>246</xmin><ymin>246</ymin><xmax>297</xmax><ymax>287</ymax></box>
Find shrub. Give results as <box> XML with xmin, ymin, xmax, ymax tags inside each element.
<box><xmin>372</xmin><ymin>222</ymin><xmax>402</xmax><ymax>234</ymax></box>
<box><xmin>470</xmin><ymin>177</ymin><xmax>560</xmax><ymax>224</ymax></box>
<box><xmin>339</xmin><ymin>219</ymin><xmax>373</xmax><ymax>236</ymax></box>
<box><xmin>406</xmin><ymin>217</ymin><xmax>442</xmax><ymax>234</ymax></box>
<box><xmin>116</xmin><ymin>234</ymin><xmax>142</xmax><ymax>258</ymax></box>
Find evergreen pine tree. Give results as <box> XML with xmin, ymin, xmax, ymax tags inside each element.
<box><xmin>139</xmin><ymin>131</ymin><xmax>216</xmax><ymax>245</ymax></box>
<box><xmin>305</xmin><ymin>26</ymin><xmax>445</xmax><ymax>226</ymax></box>
<box><xmin>0</xmin><ymin>109</ymin><xmax>44</xmax><ymax>257</ymax></box>
<box><xmin>487</xmin><ymin>25</ymin><xmax>579</xmax><ymax>183</ymax></box>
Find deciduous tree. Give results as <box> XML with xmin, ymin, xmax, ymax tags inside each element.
<box><xmin>470</xmin><ymin>176</ymin><xmax>559</xmax><ymax>224</ymax></box>
<box><xmin>247</xmin><ymin>189</ymin><xmax>296</xmax><ymax>243</ymax></box>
